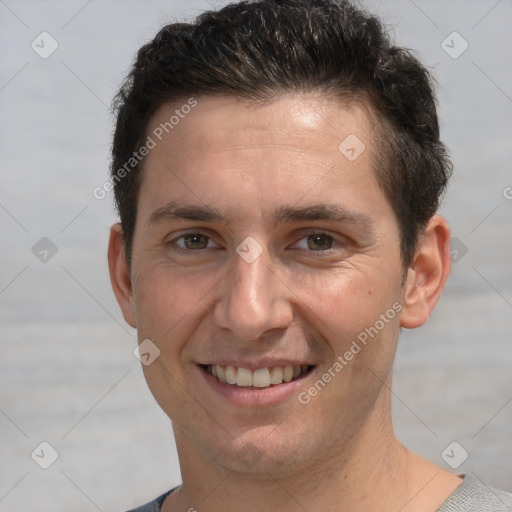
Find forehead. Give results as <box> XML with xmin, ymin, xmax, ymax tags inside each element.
<box><xmin>147</xmin><ymin>93</ymin><xmax>376</xmax><ymax>160</ymax></box>
<box><xmin>138</xmin><ymin>93</ymin><xmax>389</xmax><ymax>223</ymax></box>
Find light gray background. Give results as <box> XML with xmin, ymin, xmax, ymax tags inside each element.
<box><xmin>1</xmin><ymin>1</ymin><xmax>511</xmax><ymax>510</ymax></box>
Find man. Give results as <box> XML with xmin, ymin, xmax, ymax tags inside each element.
<box><xmin>107</xmin><ymin>1</ymin><xmax>512</xmax><ymax>510</ymax></box>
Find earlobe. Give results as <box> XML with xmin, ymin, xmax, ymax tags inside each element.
<box><xmin>108</xmin><ymin>223</ymin><xmax>137</xmax><ymax>328</ymax></box>
<box><xmin>399</xmin><ymin>215</ymin><xmax>451</xmax><ymax>329</ymax></box>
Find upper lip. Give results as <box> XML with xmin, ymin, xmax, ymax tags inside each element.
<box><xmin>197</xmin><ymin>360</ymin><xmax>315</xmax><ymax>370</ymax></box>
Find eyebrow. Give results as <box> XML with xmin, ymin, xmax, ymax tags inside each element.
<box><xmin>147</xmin><ymin>201</ymin><xmax>374</xmax><ymax>231</ymax></box>
<box><xmin>148</xmin><ymin>201</ymin><xmax>224</xmax><ymax>224</ymax></box>
<box><xmin>272</xmin><ymin>204</ymin><xmax>374</xmax><ymax>230</ymax></box>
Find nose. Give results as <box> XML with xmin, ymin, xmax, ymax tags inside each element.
<box><xmin>214</xmin><ymin>244</ymin><xmax>294</xmax><ymax>341</ymax></box>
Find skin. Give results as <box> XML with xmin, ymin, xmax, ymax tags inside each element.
<box><xmin>109</xmin><ymin>93</ymin><xmax>461</xmax><ymax>512</ymax></box>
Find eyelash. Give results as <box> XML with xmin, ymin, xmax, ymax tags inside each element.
<box><xmin>168</xmin><ymin>230</ymin><xmax>344</xmax><ymax>254</ymax></box>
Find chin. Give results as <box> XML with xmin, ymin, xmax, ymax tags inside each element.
<box><xmin>199</xmin><ymin>424</ymin><xmax>317</xmax><ymax>476</ymax></box>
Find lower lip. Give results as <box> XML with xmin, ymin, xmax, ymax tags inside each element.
<box><xmin>197</xmin><ymin>365</ymin><xmax>314</xmax><ymax>407</ymax></box>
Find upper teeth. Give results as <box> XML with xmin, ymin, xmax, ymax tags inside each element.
<box><xmin>207</xmin><ymin>364</ymin><xmax>308</xmax><ymax>387</ymax></box>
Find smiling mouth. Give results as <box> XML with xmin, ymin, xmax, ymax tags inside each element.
<box><xmin>201</xmin><ymin>364</ymin><xmax>314</xmax><ymax>388</ymax></box>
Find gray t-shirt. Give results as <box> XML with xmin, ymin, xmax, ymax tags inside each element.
<box><xmin>126</xmin><ymin>475</ymin><xmax>512</xmax><ymax>512</ymax></box>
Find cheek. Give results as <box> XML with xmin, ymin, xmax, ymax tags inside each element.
<box><xmin>131</xmin><ymin>265</ymin><xmax>221</xmax><ymax>412</ymax></box>
<box><xmin>286</xmin><ymin>266</ymin><xmax>403</xmax><ymax>383</ymax></box>
<box><xmin>131</xmin><ymin>263</ymin><xmax>220</xmax><ymax>347</ymax></box>
<box><xmin>289</xmin><ymin>266</ymin><xmax>397</xmax><ymax>338</ymax></box>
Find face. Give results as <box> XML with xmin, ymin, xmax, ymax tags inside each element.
<box><xmin>115</xmin><ymin>94</ymin><xmax>410</xmax><ymax>476</ymax></box>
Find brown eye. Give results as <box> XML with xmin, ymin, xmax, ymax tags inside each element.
<box><xmin>307</xmin><ymin>233</ymin><xmax>333</xmax><ymax>251</ymax></box>
<box><xmin>178</xmin><ymin>234</ymin><xmax>210</xmax><ymax>250</ymax></box>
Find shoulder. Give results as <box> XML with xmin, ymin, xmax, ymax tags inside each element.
<box><xmin>123</xmin><ymin>488</ymin><xmax>176</xmax><ymax>512</ymax></box>
<box><xmin>438</xmin><ymin>474</ymin><xmax>512</xmax><ymax>512</ymax></box>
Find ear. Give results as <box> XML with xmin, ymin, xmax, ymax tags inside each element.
<box><xmin>399</xmin><ymin>215</ymin><xmax>451</xmax><ymax>329</ymax></box>
<box><xmin>108</xmin><ymin>223</ymin><xmax>136</xmax><ymax>328</ymax></box>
